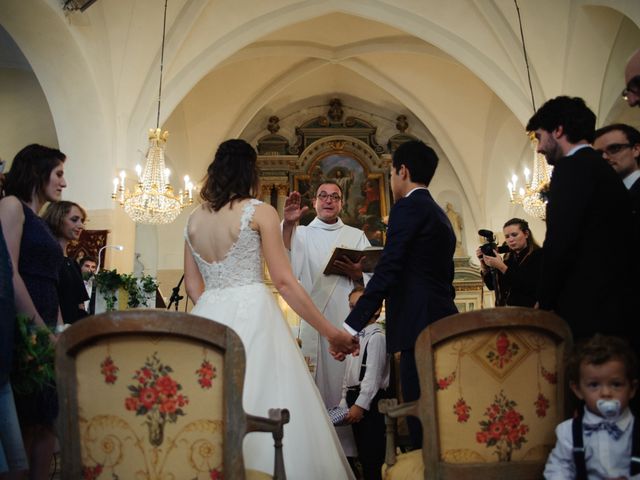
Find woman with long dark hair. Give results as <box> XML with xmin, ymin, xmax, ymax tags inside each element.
<box><xmin>477</xmin><ymin>217</ymin><xmax>543</xmax><ymax>307</ymax></box>
<box><xmin>0</xmin><ymin>144</ymin><xmax>67</xmax><ymax>480</ymax></box>
<box><xmin>184</xmin><ymin>139</ymin><xmax>356</xmax><ymax>478</ymax></box>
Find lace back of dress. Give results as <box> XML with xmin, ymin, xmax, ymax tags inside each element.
<box><xmin>186</xmin><ymin>199</ymin><xmax>263</xmax><ymax>290</ymax></box>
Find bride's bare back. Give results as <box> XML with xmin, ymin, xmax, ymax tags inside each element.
<box><xmin>186</xmin><ymin>199</ymin><xmax>255</xmax><ymax>264</ymax></box>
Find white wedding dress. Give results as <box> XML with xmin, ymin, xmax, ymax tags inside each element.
<box><xmin>186</xmin><ymin>199</ymin><xmax>354</xmax><ymax>479</ymax></box>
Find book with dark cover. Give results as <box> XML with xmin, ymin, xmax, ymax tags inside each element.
<box><xmin>323</xmin><ymin>246</ymin><xmax>383</xmax><ymax>275</ymax></box>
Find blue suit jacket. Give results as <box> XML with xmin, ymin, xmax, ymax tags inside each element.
<box><xmin>345</xmin><ymin>189</ymin><xmax>458</xmax><ymax>352</ymax></box>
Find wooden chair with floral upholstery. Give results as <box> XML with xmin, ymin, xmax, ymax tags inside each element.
<box><xmin>55</xmin><ymin>310</ymin><xmax>289</xmax><ymax>480</ymax></box>
<box><xmin>379</xmin><ymin>307</ymin><xmax>572</xmax><ymax>480</ymax></box>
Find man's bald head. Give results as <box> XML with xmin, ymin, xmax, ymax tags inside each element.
<box><xmin>624</xmin><ymin>48</ymin><xmax>640</xmax><ymax>107</ymax></box>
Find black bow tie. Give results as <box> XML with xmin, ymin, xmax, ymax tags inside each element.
<box><xmin>584</xmin><ymin>421</ymin><xmax>624</xmax><ymax>440</ymax></box>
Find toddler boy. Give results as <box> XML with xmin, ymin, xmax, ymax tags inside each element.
<box><xmin>544</xmin><ymin>334</ymin><xmax>639</xmax><ymax>479</ymax></box>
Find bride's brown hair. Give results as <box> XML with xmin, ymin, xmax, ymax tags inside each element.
<box><xmin>200</xmin><ymin>139</ymin><xmax>259</xmax><ymax>211</ymax></box>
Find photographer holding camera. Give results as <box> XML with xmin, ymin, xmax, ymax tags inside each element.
<box><xmin>476</xmin><ymin>218</ymin><xmax>542</xmax><ymax>307</ymax></box>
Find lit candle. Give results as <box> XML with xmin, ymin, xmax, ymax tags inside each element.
<box><xmin>519</xmin><ymin>187</ymin><xmax>525</xmax><ymax>197</ymax></box>
<box><xmin>112</xmin><ymin>177</ymin><xmax>119</xmax><ymax>195</ymax></box>
<box><xmin>119</xmin><ymin>170</ymin><xmax>126</xmax><ymax>188</ymax></box>
<box><xmin>524</xmin><ymin>167</ymin><xmax>530</xmax><ymax>184</ymax></box>
<box><xmin>187</xmin><ymin>181</ymin><xmax>193</xmax><ymax>200</ymax></box>
<box><xmin>507</xmin><ymin>183</ymin><xmax>513</xmax><ymax>200</ymax></box>
<box><xmin>164</xmin><ymin>168</ymin><xmax>171</xmax><ymax>185</ymax></box>
<box><xmin>135</xmin><ymin>164</ymin><xmax>142</xmax><ymax>181</ymax></box>
<box><xmin>511</xmin><ymin>174</ymin><xmax>518</xmax><ymax>185</ymax></box>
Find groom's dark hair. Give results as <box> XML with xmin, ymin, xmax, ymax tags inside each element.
<box><xmin>392</xmin><ymin>140</ymin><xmax>438</xmax><ymax>186</ymax></box>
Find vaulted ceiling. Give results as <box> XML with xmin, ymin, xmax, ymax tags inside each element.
<box><xmin>1</xmin><ymin>0</ymin><xmax>638</xmax><ymax>269</ymax></box>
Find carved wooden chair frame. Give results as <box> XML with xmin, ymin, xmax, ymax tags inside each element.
<box><xmin>379</xmin><ymin>307</ymin><xmax>572</xmax><ymax>480</ymax></box>
<box><xmin>55</xmin><ymin>310</ymin><xmax>289</xmax><ymax>479</ymax></box>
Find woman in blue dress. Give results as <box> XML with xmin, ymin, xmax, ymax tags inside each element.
<box><xmin>0</xmin><ymin>144</ymin><xmax>67</xmax><ymax>480</ymax></box>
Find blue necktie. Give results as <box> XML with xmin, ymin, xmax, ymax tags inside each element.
<box><xmin>583</xmin><ymin>421</ymin><xmax>624</xmax><ymax>440</ymax></box>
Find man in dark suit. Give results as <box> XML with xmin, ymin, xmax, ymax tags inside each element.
<box><xmin>594</xmin><ymin>123</ymin><xmax>640</xmax><ymax>238</ymax></box>
<box><xmin>343</xmin><ymin>140</ymin><xmax>458</xmax><ymax>447</ymax></box>
<box><xmin>526</xmin><ymin>97</ymin><xmax>635</xmax><ymax>340</ymax></box>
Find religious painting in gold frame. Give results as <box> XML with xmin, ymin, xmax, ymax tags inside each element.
<box><xmin>293</xmin><ymin>151</ymin><xmax>388</xmax><ymax>246</ymax></box>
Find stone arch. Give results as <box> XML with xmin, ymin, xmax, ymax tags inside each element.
<box><xmin>0</xmin><ymin>2</ymin><xmax>112</xmax><ymax>207</ymax></box>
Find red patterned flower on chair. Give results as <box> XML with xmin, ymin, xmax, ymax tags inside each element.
<box><xmin>124</xmin><ymin>352</ymin><xmax>189</xmax><ymax>446</ymax></box>
<box><xmin>534</xmin><ymin>392</ymin><xmax>550</xmax><ymax>417</ymax></box>
<box><xmin>453</xmin><ymin>397</ymin><xmax>471</xmax><ymax>423</ymax></box>
<box><xmin>82</xmin><ymin>464</ymin><xmax>103</xmax><ymax>480</ymax></box>
<box><xmin>209</xmin><ymin>468</ymin><xmax>223</xmax><ymax>479</ymax></box>
<box><xmin>100</xmin><ymin>355</ymin><xmax>119</xmax><ymax>384</ymax></box>
<box><xmin>476</xmin><ymin>390</ymin><xmax>529</xmax><ymax>461</ymax></box>
<box><xmin>436</xmin><ymin>370</ymin><xmax>456</xmax><ymax>391</ymax></box>
<box><xmin>196</xmin><ymin>359</ymin><xmax>217</xmax><ymax>389</ymax></box>
<box><xmin>486</xmin><ymin>332</ymin><xmax>520</xmax><ymax>369</ymax></box>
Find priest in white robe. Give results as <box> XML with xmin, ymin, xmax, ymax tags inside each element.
<box><xmin>283</xmin><ymin>181</ymin><xmax>370</xmax><ymax>458</ymax></box>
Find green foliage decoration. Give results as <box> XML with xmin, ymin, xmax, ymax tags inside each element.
<box><xmin>11</xmin><ymin>314</ymin><xmax>55</xmax><ymax>395</ymax></box>
<box><xmin>96</xmin><ymin>270</ymin><xmax>158</xmax><ymax>310</ymax></box>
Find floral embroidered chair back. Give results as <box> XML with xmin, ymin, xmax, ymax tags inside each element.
<box><xmin>380</xmin><ymin>307</ymin><xmax>571</xmax><ymax>480</ymax></box>
<box><xmin>56</xmin><ymin>310</ymin><xmax>288</xmax><ymax>480</ymax></box>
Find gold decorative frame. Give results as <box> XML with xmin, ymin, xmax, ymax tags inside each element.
<box><xmin>293</xmin><ymin>137</ymin><xmax>390</xmax><ymax>244</ymax></box>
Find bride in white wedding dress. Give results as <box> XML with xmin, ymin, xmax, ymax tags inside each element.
<box><xmin>184</xmin><ymin>139</ymin><xmax>357</xmax><ymax>479</ymax></box>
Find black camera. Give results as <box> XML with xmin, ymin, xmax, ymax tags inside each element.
<box><xmin>478</xmin><ymin>229</ymin><xmax>510</xmax><ymax>257</ymax></box>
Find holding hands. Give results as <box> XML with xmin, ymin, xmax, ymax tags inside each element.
<box><xmin>328</xmin><ymin>328</ymin><xmax>359</xmax><ymax>361</ymax></box>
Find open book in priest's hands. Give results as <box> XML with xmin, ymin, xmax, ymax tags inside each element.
<box><xmin>323</xmin><ymin>246</ymin><xmax>383</xmax><ymax>275</ymax></box>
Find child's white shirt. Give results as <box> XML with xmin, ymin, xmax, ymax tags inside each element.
<box><xmin>339</xmin><ymin>322</ymin><xmax>389</xmax><ymax>411</ymax></box>
<box><xmin>544</xmin><ymin>406</ymin><xmax>638</xmax><ymax>479</ymax></box>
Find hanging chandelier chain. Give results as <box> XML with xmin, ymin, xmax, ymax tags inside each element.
<box><xmin>111</xmin><ymin>0</ymin><xmax>193</xmax><ymax>224</ymax></box>
<box><xmin>156</xmin><ymin>0</ymin><xmax>168</xmax><ymax>129</ymax></box>
<box><xmin>514</xmin><ymin>0</ymin><xmax>536</xmax><ymax>112</ymax></box>
<box><xmin>508</xmin><ymin>1</ymin><xmax>551</xmax><ymax>220</ymax></box>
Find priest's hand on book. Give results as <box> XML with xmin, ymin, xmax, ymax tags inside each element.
<box><xmin>332</xmin><ymin>255</ymin><xmax>365</xmax><ymax>281</ymax></box>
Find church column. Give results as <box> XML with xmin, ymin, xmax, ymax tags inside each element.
<box><xmin>261</xmin><ymin>184</ymin><xmax>273</xmax><ymax>204</ymax></box>
<box><xmin>276</xmin><ymin>184</ymin><xmax>289</xmax><ymax>217</ymax></box>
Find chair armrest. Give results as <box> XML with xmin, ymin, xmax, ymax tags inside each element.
<box><xmin>378</xmin><ymin>399</ymin><xmax>419</xmax><ymax>466</ymax></box>
<box><xmin>246</xmin><ymin>408</ymin><xmax>290</xmax><ymax>480</ymax></box>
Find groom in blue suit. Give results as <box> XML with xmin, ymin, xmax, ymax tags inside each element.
<box><xmin>343</xmin><ymin>140</ymin><xmax>458</xmax><ymax>447</ymax></box>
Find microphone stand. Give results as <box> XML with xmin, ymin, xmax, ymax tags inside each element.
<box><xmin>167</xmin><ymin>274</ymin><xmax>184</xmax><ymax>311</ymax></box>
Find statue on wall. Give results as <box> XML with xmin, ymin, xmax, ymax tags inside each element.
<box><xmin>445</xmin><ymin>202</ymin><xmax>465</xmax><ymax>257</ymax></box>
<box><xmin>328</xmin><ymin>98</ymin><xmax>344</xmax><ymax>122</ymax></box>
<box><xmin>395</xmin><ymin>114</ymin><xmax>409</xmax><ymax>133</ymax></box>
<box><xmin>267</xmin><ymin>115</ymin><xmax>280</xmax><ymax>134</ymax></box>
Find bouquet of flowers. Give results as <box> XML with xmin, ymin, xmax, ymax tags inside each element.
<box><xmin>11</xmin><ymin>314</ymin><xmax>55</xmax><ymax>395</ymax></box>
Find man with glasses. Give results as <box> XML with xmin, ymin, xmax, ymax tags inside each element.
<box><xmin>526</xmin><ymin>96</ymin><xmax>635</xmax><ymax>342</ymax></box>
<box><xmin>623</xmin><ymin>48</ymin><xmax>640</xmax><ymax>108</ymax></box>
<box><xmin>594</xmin><ymin>124</ymin><xmax>640</xmax><ymax>228</ymax></box>
<box><xmin>594</xmin><ymin>123</ymin><xmax>640</xmax><ymax>415</ymax></box>
<box><xmin>282</xmin><ymin>180</ymin><xmax>370</xmax><ymax>458</ymax></box>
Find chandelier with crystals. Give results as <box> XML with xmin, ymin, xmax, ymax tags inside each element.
<box><xmin>112</xmin><ymin>129</ymin><xmax>193</xmax><ymax>224</ymax></box>
<box><xmin>507</xmin><ymin>134</ymin><xmax>553</xmax><ymax>220</ymax></box>
<box><xmin>506</xmin><ymin>0</ymin><xmax>553</xmax><ymax>221</ymax></box>
<box><xmin>111</xmin><ymin>0</ymin><xmax>192</xmax><ymax>225</ymax></box>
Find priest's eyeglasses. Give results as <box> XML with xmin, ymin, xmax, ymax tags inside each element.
<box><xmin>316</xmin><ymin>192</ymin><xmax>342</xmax><ymax>202</ymax></box>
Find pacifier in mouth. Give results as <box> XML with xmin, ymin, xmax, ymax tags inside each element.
<box><xmin>596</xmin><ymin>399</ymin><xmax>621</xmax><ymax>418</ymax></box>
